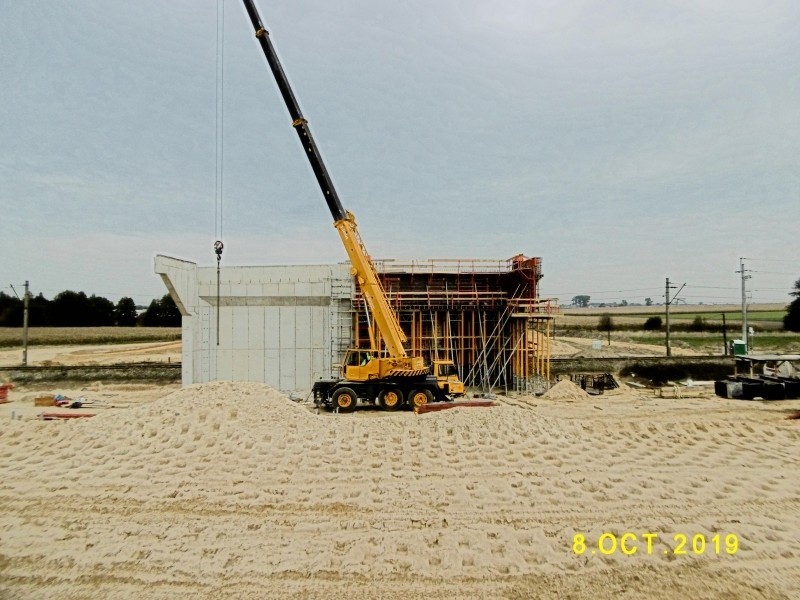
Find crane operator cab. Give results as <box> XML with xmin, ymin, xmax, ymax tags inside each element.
<box><xmin>342</xmin><ymin>349</ymin><xmax>380</xmax><ymax>381</ymax></box>
<box><xmin>432</xmin><ymin>359</ymin><xmax>466</xmax><ymax>397</ymax></box>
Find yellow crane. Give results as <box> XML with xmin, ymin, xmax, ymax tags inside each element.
<box><xmin>240</xmin><ymin>0</ymin><xmax>465</xmax><ymax>412</ymax></box>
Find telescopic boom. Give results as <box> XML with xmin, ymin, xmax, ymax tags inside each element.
<box><xmin>240</xmin><ymin>0</ymin><xmax>346</xmax><ymax>223</ymax></box>
<box><xmin>240</xmin><ymin>0</ymin><xmax>410</xmax><ymax>359</ymax></box>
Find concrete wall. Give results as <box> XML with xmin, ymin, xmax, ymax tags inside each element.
<box><xmin>155</xmin><ymin>255</ymin><xmax>352</xmax><ymax>392</ymax></box>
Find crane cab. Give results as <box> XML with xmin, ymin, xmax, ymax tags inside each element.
<box><xmin>431</xmin><ymin>359</ymin><xmax>466</xmax><ymax>397</ymax></box>
<box><xmin>342</xmin><ymin>349</ymin><xmax>380</xmax><ymax>382</ymax></box>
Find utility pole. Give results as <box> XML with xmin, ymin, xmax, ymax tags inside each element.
<box><xmin>665</xmin><ymin>278</ymin><xmax>673</xmax><ymax>357</ymax></box>
<box><xmin>736</xmin><ymin>258</ymin><xmax>751</xmax><ymax>351</ymax></box>
<box><xmin>22</xmin><ymin>281</ymin><xmax>30</xmax><ymax>366</ymax></box>
<box><xmin>664</xmin><ymin>278</ymin><xmax>685</xmax><ymax>357</ymax></box>
<box><xmin>721</xmin><ymin>313</ymin><xmax>728</xmax><ymax>356</ymax></box>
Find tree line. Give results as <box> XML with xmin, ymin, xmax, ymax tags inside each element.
<box><xmin>0</xmin><ymin>291</ymin><xmax>181</xmax><ymax>327</ymax></box>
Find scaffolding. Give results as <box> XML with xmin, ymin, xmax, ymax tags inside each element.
<box><xmin>351</xmin><ymin>255</ymin><xmax>557</xmax><ymax>392</ymax></box>
<box><xmin>330</xmin><ymin>275</ymin><xmax>354</xmax><ymax>378</ymax></box>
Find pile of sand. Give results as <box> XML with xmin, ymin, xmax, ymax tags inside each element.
<box><xmin>1</xmin><ymin>381</ymin><xmax>799</xmax><ymax>598</ymax></box>
<box><xmin>541</xmin><ymin>379</ymin><xmax>592</xmax><ymax>401</ymax></box>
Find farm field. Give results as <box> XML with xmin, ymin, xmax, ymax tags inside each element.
<box><xmin>559</xmin><ymin>303</ymin><xmax>786</xmax><ymax>325</ymax></box>
<box><xmin>552</xmin><ymin>304</ymin><xmax>800</xmax><ymax>354</ymax></box>
<box><xmin>0</xmin><ymin>327</ymin><xmax>181</xmax><ymax>348</ymax></box>
<box><xmin>553</xmin><ymin>331</ymin><xmax>800</xmax><ymax>355</ymax></box>
<box><xmin>559</xmin><ymin>303</ymin><xmax>786</xmax><ymax>316</ymax></box>
<box><xmin>557</xmin><ymin>303</ymin><xmax>793</xmax><ymax>334</ymax></box>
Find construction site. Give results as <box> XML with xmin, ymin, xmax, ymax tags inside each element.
<box><xmin>3</xmin><ymin>1</ymin><xmax>799</xmax><ymax>599</ymax></box>
<box><xmin>155</xmin><ymin>253</ymin><xmax>556</xmax><ymax>397</ymax></box>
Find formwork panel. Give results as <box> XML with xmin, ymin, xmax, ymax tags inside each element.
<box><xmin>279</xmin><ymin>307</ymin><xmax>296</xmax><ymax>350</ymax></box>
<box><xmin>279</xmin><ymin>349</ymin><xmax>296</xmax><ymax>390</ymax></box>
<box><xmin>231</xmin><ymin>349</ymin><xmax>249</xmax><ymax>381</ymax></box>
<box><xmin>215</xmin><ymin>349</ymin><xmax>233</xmax><ymax>382</ymax></box>
<box><xmin>247</xmin><ymin>307</ymin><xmax>265</xmax><ymax>350</ymax></box>
<box><xmin>247</xmin><ymin>349</ymin><xmax>265</xmax><ymax>382</ymax></box>
<box><xmin>295</xmin><ymin>306</ymin><xmax>312</xmax><ymax>347</ymax></box>
<box><xmin>295</xmin><ymin>348</ymin><xmax>312</xmax><ymax>389</ymax></box>
<box><xmin>278</xmin><ymin>282</ymin><xmax>296</xmax><ymax>296</ymax></box>
<box><xmin>294</xmin><ymin>281</ymin><xmax>312</xmax><ymax>296</ymax></box>
<box><xmin>265</xmin><ymin>308</ymin><xmax>281</xmax><ymax>349</ymax></box>
<box><xmin>311</xmin><ymin>345</ymin><xmax>326</xmax><ymax>383</ymax></box>
<box><xmin>232</xmin><ymin>309</ymin><xmax>250</xmax><ymax>350</ymax></box>
<box><xmin>265</xmin><ymin>348</ymin><xmax>280</xmax><ymax>385</ymax></box>
<box><xmin>218</xmin><ymin>307</ymin><xmax>233</xmax><ymax>349</ymax></box>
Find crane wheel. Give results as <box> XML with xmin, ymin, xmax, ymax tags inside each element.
<box><xmin>378</xmin><ymin>388</ymin><xmax>403</xmax><ymax>411</ymax></box>
<box><xmin>332</xmin><ymin>387</ymin><xmax>358</xmax><ymax>413</ymax></box>
<box><xmin>408</xmin><ymin>388</ymin><xmax>433</xmax><ymax>409</ymax></box>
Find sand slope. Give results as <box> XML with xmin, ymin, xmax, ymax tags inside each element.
<box><xmin>1</xmin><ymin>382</ymin><xmax>799</xmax><ymax>598</ymax></box>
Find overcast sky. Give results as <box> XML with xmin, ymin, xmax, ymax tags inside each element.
<box><xmin>3</xmin><ymin>0</ymin><xmax>798</xmax><ymax>306</ymax></box>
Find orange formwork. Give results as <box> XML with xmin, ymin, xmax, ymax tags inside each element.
<box><xmin>351</xmin><ymin>255</ymin><xmax>556</xmax><ymax>392</ymax></box>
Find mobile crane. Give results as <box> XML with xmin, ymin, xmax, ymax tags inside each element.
<box><xmin>240</xmin><ymin>0</ymin><xmax>465</xmax><ymax>412</ymax></box>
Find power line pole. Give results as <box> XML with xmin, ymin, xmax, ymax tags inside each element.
<box><xmin>665</xmin><ymin>278</ymin><xmax>672</xmax><ymax>357</ymax></box>
<box><xmin>736</xmin><ymin>258</ymin><xmax>751</xmax><ymax>352</ymax></box>
<box><xmin>22</xmin><ymin>281</ymin><xmax>30</xmax><ymax>367</ymax></box>
<box><xmin>664</xmin><ymin>278</ymin><xmax>685</xmax><ymax>357</ymax></box>
<box><xmin>721</xmin><ymin>313</ymin><xmax>728</xmax><ymax>356</ymax></box>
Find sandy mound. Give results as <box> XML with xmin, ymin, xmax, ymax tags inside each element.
<box><xmin>542</xmin><ymin>379</ymin><xmax>592</xmax><ymax>401</ymax></box>
<box><xmin>1</xmin><ymin>381</ymin><xmax>799</xmax><ymax>598</ymax></box>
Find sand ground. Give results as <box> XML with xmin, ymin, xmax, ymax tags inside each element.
<box><xmin>1</xmin><ymin>380</ymin><xmax>798</xmax><ymax>599</ymax></box>
<box><xmin>0</xmin><ymin>335</ymin><xmax>689</xmax><ymax>370</ymax></box>
<box><xmin>551</xmin><ymin>336</ymin><xmax>700</xmax><ymax>358</ymax></box>
<box><xmin>0</xmin><ymin>341</ymin><xmax>182</xmax><ymax>368</ymax></box>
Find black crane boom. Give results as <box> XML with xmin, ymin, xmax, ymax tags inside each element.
<box><xmin>240</xmin><ymin>0</ymin><xmax>347</xmax><ymax>223</ymax></box>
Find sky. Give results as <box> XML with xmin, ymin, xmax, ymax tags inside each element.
<box><xmin>2</xmin><ymin>0</ymin><xmax>799</xmax><ymax>307</ymax></box>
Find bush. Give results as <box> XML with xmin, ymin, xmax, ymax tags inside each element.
<box><xmin>785</xmin><ymin>277</ymin><xmax>800</xmax><ymax>332</ymax></box>
<box><xmin>643</xmin><ymin>316</ymin><xmax>663</xmax><ymax>331</ymax></box>
<box><xmin>688</xmin><ymin>316</ymin><xmax>706</xmax><ymax>332</ymax></box>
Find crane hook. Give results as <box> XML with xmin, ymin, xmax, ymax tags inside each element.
<box><xmin>214</xmin><ymin>240</ymin><xmax>224</xmax><ymax>263</ymax></box>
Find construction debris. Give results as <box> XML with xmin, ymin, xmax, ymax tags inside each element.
<box><xmin>0</xmin><ymin>383</ymin><xmax>14</xmax><ymax>403</ymax></box>
<box><xmin>567</xmin><ymin>373</ymin><xmax>618</xmax><ymax>394</ymax></box>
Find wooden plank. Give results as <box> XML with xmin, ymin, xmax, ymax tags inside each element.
<box><xmin>414</xmin><ymin>401</ymin><xmax>494</xmax><ymax>414</ymax></box>
<box><xmin>40</xmin><ymin>412</ymin><xmax>96</xmax><ymax>420</ymax></box>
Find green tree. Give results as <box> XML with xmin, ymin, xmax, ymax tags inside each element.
<box><xmin>160</xmin><ymin>294</ymin><xmax>181</xmax><ymax>326</ymax></box>
<box><xmin>645</xmin><ymin>297</ymin><xmax>653</xmax><ymax>306</ymax></box>
<box><xmin>140</xmin><ymin>294</ymin><xmax>181</xmax><ymax>327</ymax></box>
<box><xmin>87</xmin><ymin>295</ymin><xmax>115</xmax><ymax>326</ymax></box>
<box><xmin>115</xmin><ymin>297</ymin><xmax>138</xmax><ymax>326</ymax></box>
<box><xmin>598</xmin><ymin>314</ymin><xmax>613</xmax><ymax>345</ymax></box>
<box><xmin>0</xmin><ymin>291</ymin><xmax>22</xmax><ymax>326</ymax></box>
<box><xmin>783</xmin><ymin>278</ymin><xmax>800</xmax><ymax>332</ymax></box>
<box><xmin>572</xmin><ymin>295</ymin><xmax>590</xmax><ymax>308</ymax></box>
<box><xmin>140</xmin><ymin>299</ymin><xmax>162</xmax><ymax>326</ymax></box>
<box><xmin>51</xmin><ymin>290</ymin><xmax>90</xmax><ymax>326</ymax></box>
